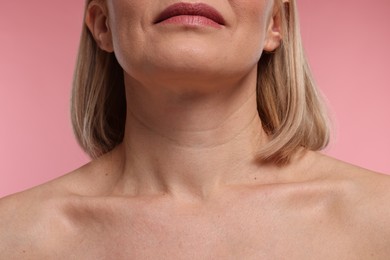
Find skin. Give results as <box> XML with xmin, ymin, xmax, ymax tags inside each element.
<box><xmin>1</xmin><ymin>0</ymin><xmax>390</xmax><ymax>259</ymax></box>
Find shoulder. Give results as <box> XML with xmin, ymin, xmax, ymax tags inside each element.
<box><xmin>312</xmin><ymin>152</ymin><xmax>390</xmax><ymax>203</ymax></box>
<box><xmin>0</xmin><ymin>154</ymin><xmax>119</xmax><ymax>257</ymax></box>
<box><xmin>0</xmin><ymin>167</ymin><xmax>90</xmax><ymax>257</ymax></box>
<box><xmin>311</xmin><ymin>152</ymin><xmax>390</xmax><ymax>256</ymax></box>
<box><xmin>0</xmin><ymin>186</ymin><xmax>69</xmax><ymax>257</ymax></box>
<box><xmin>311</xmin><ymin>152</ymin><xmax>390</xmax><ymax>218</ymax></box>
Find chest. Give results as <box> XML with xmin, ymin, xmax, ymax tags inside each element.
<box><xmin>59</xmin><ymin>201</ymin><xmax>361</xmax><ymax>260</ymax></box>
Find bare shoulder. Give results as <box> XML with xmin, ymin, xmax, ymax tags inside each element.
<box><xmin>0</xmin><ymin>162</ymin><xmax>95</xmax><ymax>258</ymax></box>
<box><xmin>0</xmin><ymin>186</ymin><xmax>62</xmax><ymax>259</ymax></box>
<box><xmin>0</xmin><ymin>177</ymin><xmax>74</xmax><ymax>257</ymax></box>
<box><xmin>314</xmin><ymin>152</ymin><xmax>390</xmax><ymax>202</ymax></box>
<box><xmin>313</xmin><ymin>152</ymin><xmax>390</xmax><ymax>216</ymax></box>
<box><xmin>0</xmin><ymin>152</ymin><xmax>118</xmax><ymax>257</ymax></box>
<box><xmin>312</xmin><ymin>152</ymin><xmax>390</xmax><ymax>256</ymax></box>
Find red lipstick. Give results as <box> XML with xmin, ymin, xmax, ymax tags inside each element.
<box><xmin>154</xmin><ymin>2</ymin><xmax>226</xmax><ymax>28</ymax></box>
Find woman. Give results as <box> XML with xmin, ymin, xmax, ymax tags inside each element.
<box><xmin>1</xmin><ymin>0</ymin><xmax>389</xmax><ymax>258</ymax></box>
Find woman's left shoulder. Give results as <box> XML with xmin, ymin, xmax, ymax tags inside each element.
<box><xmin>315</xmin><ymin>152</ymin><xmax>390</xmax><ymax>207</ymax></box>
<box><xmin>341</xmin><ymin>159</ymin><xmax>390</xmax><ymax>224</ymax></box>
<box><xmin>308</xmin><ymin>152</ymin><xmax>390</xmax><ymax>256</ymax></box>
<box><xmin>313</xmin><ymin>152</ymin><xmax>390</xmax><ymax>240</ymax></box>
<box><xmin>319</xmin><ymin>153</ymin><xmax>390</xmax><ymax>196</ymax></box>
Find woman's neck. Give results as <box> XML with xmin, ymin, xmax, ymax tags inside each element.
<box><xmin>113</xmin><ymin>69</ymin><xmax>273</xmax><ymax>201</ymax></box>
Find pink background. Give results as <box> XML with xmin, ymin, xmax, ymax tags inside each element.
<box><xmin>1</xmin><ymin>1</ymin><xmax>389</xmax><ymax>197</ymax></box>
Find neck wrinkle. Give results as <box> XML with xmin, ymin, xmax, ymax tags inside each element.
<box><xmin>113</xmin><ymin>70</ymin><xmax>272</xmax><ymax>202</ymax></box>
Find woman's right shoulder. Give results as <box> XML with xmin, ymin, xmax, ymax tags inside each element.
<box><xmin>0</xmin><ymin>153</ymin><xmax>121</xmax><ymax>256</ymax></box>
<box><xmin>0</xmin><ymin>165</ymin><xmax>94</xmax><ymax>257</ymax></box>
<box><xmin>0</xmin><ymin>175</ymin><xmax>74</xmax><ymax>259</ymax></box>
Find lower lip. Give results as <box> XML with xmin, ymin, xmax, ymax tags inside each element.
<box><xmin>157</xmin><ymin>15</ymin><xmax>223</xmax><ymax>29</ymax></box>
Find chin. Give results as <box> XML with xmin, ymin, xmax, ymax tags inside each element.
<box><xmin>121</xmin><ymin>40</ymin><xmax>258</xmax><ymax>93</ymax></box>
<box><xmin>130</xmin><ymin>59</ymin><xmax>254</xmax><ymax>100</ymax></box>
<box><xmin>144</xmin><ymin>48</ymin><xmax>228</xmax><ymax>78</ymax></box>
<box><xmin>146</xmin><ymin>62</ymin><xmax>226</xmax><ymax>86</ymax></box>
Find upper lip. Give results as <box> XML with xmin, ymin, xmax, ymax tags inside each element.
<box><xmin>154</xmin><ymin>2</ymin><xmax>226</xmax><ymax>25</ymax></box>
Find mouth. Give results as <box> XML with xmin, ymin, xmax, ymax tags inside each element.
<box><xmin>154</xmin><ymin>2</ymin><xmax>226</xmax><ymax>27</ymax></box>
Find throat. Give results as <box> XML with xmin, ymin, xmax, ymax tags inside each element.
<box><xmin>112</xmin><ymin>113</ymin><xmax>268</xmax><ymax>201</ymax></box>
<box><xmin>113</xmin><ymin>69</ymin><xmax>271</xmax><ymax>200</ymax></box>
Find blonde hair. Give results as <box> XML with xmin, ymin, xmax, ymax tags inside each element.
<box><xmin>71</xmin><ymin>0</ymin><xmax>330</xmax><ymax>164</ymax></box>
